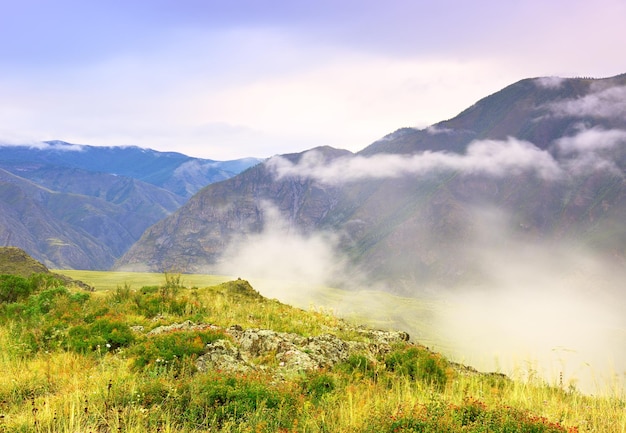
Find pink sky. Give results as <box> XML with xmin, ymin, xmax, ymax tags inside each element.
<box><xmin>1</xmin><ymin>0</ymin><xmax>625</xmax><ymax>159</ymax></box>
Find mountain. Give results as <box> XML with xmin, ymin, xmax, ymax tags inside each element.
<box><xmin>0</xmin><ymin>142</ymin><xmax>261</xmax><ymax>198</ymax></box>
<box><xmin>116</xmin><ymin>146</ymin><xmax>352</xmax><ymax>272</ymax></box>
<box><xmin>117</xmin><ymin>74</ymin><xmax>626</xmax><ymax>291</ymax></box>
<box><xmin>0</xmin><ymin>143</ymin><xmax>261</xmax><ymax>269</ymax></box>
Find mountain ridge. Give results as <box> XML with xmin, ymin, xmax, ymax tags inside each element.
<box><xmin>116</xmin><ymin>73</ymin><xmax>626</xmax><ymax>290</ymax></box>
<box><xmin>0</xmin><ymin>143</ymin><xmax>261</xmax><ymax>269</ymax></box>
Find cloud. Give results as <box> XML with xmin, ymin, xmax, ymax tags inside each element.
<box><xmin>554</xmin><ymin>127</ymin><xmax>626</xmax><ymax>176</ymax></box>
<box><xmin>534</xmin><ymin>76</ymin><xmax>566</xmax><ymax>89</ymax></box>
<box><xmin>425</xmin><ymin>125</ymin><xmax>455</xmax><ymax>135</ymax></box>
<box><xmin>0</xmin><ymin>140</ymin><xmax>85</xmax><ymax>152</ymax></box>
<box><xmin>216</xmin><ymin>200</ymin><xmax>626</xmax><ymax>395</ymax></box>
<box><xmin>215</xmin><ymin>203</ymin><xmax>350</xmax><ymax>303</ymax></box>
<box><xmin>268</xmin><ymin>137</ymin><xmax>563</xmax><ymax>184</ymax></box>
<box><xmin>432</xmin><ymin>207</ymin><xmax>626</xmax><ymax>394</ymax></box>
<box><xmin>555</xmin><ymin>127</ymin><xmax>626</xmax><ymax>153</ymax></box>
<box><xmin>548</xmin><ymin>85</ymin><xmax>626</xmax><ymax>119</ymax></box>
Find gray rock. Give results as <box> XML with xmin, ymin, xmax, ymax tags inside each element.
<box><xmin>196</xmin><ymin>339</ymin><xmax>253</xmax><ymax>374</ymax></box>
<box><xmin>147</xmin><ymin>320</ymin><xmax>220</xmax><ymax>336</ymax></box>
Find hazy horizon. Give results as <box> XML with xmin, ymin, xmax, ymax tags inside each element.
<box><xmin>1</xmin><ymin>1</ymin><xmax>626</xmax><ymax>160</ymax></box>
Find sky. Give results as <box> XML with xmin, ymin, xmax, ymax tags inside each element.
<box><xmin>1</xmin><ymin>0</ymin><xmax>625</xmax><ymax>160</ymax></box>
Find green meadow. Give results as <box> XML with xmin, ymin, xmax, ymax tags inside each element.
<box><xmin>0</xmin><ymin>269</ymin><xmax>622</xmax><ymax>432</ymax></box>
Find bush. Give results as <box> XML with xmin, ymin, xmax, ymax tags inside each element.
<box><xmin>184</xmin><ymin>374</ymin><xmax>290</xmax><ymax>428</ymax></box>
<box><xmin>131</xmin><ymin>285</ymin><xmax>202</xmax><ymax>318</ymax></box>
<box><xmin>131</xmin><ymin>330</ymin><xmax>225</xmax><ymax>373</ymax></box>
<box><xmin>1</xmin><ymin>286</ymin><xmax>70</xmax><ymax>323</ymax></box>
<box><xmin>302</xmin><ymin>371</ymin><xmax>336</xmax><ymax>401</ymax></box>
<box><xmin>387</xmin><ymin>398</ymin><xmax>572</xmax><ymax>433</ymax></box>
<box><xmin>67</xmin><ymin>317</ymin><xmax>135</xmax><ymax>353</ymax></box>
<box><xmin>0</xmin><ymin>274</ymin><xmax>34</xmax><ymax>303</ymax></box>
<box><xmin>337</xmin><ymin>354</ymin><xmax>376</xmax><ymax>378</ymax></box>
<box><xmin>385</xmin><ymin>346</ymin><xmax>448</xmax><ymax>389</ymax></box>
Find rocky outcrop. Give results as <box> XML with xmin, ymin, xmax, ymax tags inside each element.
<box><xmin>146</xmin><ymin>320</ymin><xmax>220</xmax><ymax>336</ymax></box>
<box><xmin>190</xmin><ymin>322</ymin><xmax>411</xmax><ymax>376</ymax></box>
<box><xmin>133</xmin><ymin>320</ymin><xmax>413</xmax><ymax>376</ymax></box>
<box><xmin>195</xmin><ymin>339</ymin><xmax>251</xmax><ymax>374</ymax></box>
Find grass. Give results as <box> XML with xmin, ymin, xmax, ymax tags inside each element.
<box><xmin>57</xmin><ymin>269</ymin><xmax>231</xmax><ymax>291</ymax></box>
<box><xmin>0</xmin><ymin>271</ymin><xmax>623</xmax><ymax>432</ymax></box>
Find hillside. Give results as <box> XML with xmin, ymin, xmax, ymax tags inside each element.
<box><xmin>2</xmin><ymin>263</ymin><xmax>620</xmax><ymax>431</ymax></box>
<box><xmin>0</xmin><ymin>142</ymin><xmax>261</xmax><ymax>269</ymax></box>
<box><xmin>0</xmin><ymin>246</ymin><xmax>92</xmax><ymax>290</ymax></box>
<box><xmin>116</xmin><ymin>74</ymin><xmax>626</xmax><ymax>290</ymax></box>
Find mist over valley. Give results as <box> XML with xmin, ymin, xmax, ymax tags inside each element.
<box><xmin>3</xmin><ymin>74</ymin><xmax>626</xmax><ymax>395</ymax></box>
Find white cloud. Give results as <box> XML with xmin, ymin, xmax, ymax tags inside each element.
<box><xmin>554</xmin><ymin>127</ymin><xmax>626</xmax><ymax>176</ymax></box>
<box><xmin>215</xmin><ymin>203</ymin><xmax>348</xmax><ymax>302</ymax></box>
<box><xmin>425</xmin><ymin>125</ymin><xmax>455</xmax><ymax>135</ymax></box>
<box><xmin>534</xmin><ymin>76</ymin><xmax>566</xmax><ymax>89</ymax></box>
<box><xmin>548</xmin><ymin>85</ymin><xmax>626</xmax><ymax>119</ymax></box>
<box><xmin>434</xmin><ymin>207</ymin><xmax>626</xmax><ymax>394</ymax></box>
<box><xmin>268</xmin><ymin>137</ymin><xmax>563</xmax><ymax>184</ymax></box>
<box><xmin>555</xmin><ymin>127</ymin><xmax>626</xmax><ymax>153</ymax></box>
<box><xmin>0</xmin><ymin>140</ymin><xmax>85</xmax><ymax>151</ymax></box>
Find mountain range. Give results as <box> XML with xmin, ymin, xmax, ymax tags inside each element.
<box><xmin>116</xmin><ymin>74</ymin><xmax>626</xmax><ymax>292</ymax></box>
<box><xmin>0</xmin><ymin>142</ymin><xmax>261</xmax><ymax>269</ymax></box>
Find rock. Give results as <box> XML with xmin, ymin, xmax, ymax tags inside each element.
<box><xmin>230</xmin><ymin>329</ymin><xmax>356</xmax><ymax>373</ymax></box>
<box><xmin>301</xmin><ymin>334</ymin><xmax>351</xmax><ymax>368</ymax></box>
<box><xmin>236</xmin><ymin>329</ymin><xmax>304</xmax><ymax>357</ymax></box>
<box><xmin>276</xmin><ymin>349</ymin><xmax>318</xmax><ymax>371</ymax></box>
<box><xmin>164</xmin><ymin>321</ymin><xmax>417</xmax><ymax>377</ymax></box>
<box><xmin>196</xmin><ymin>339</ymin><xmax>253</xmax><ymax>374</ymax></box>
<box><xmin>355</xmin><ymin>327</ymin><xmax>410</xmax><ymax>344</ymax></box>
<box><xmin>147</xmin><ymin>320</ymin><xmax>220</xmax><ymax>336</ymax></box>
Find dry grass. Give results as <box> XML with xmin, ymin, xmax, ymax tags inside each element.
<box><xmin>0</xmin><ymin>272</ymin><xmax>624</xmax><ymax>432</ymax></box>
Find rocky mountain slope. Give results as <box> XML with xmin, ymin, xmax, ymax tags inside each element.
<box><xmin>0</xmin><ymin>142</ymin><xmax>261</xmax><ymax>269</ymax></box>
<box><xmin>117</xmin><ymin>74</ymin><xmax>626</xmax><ymax>291</ymax></box>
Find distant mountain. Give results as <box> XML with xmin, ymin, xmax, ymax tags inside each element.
<box><xmin>0</xmin><ymin>143</ymin><xmax>261</xmax><ymax>269</ymax></box>
<box><xmin>0</xmin><ymin>142</ymin><xmax>262</xmax><ymax>198</ymax></box>
<box><xmin>116</xmin><ymin>74</ymin><xmax>626</xmax><ymax>292</ymax></box>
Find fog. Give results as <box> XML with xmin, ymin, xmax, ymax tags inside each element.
<box><xmin>216</xmin><ymin>103</ymin><xmax>626</xmax><ymax>395</ymax></box>
<box><xmin>215</xmin><ymin>201</ymin><xmax>626</xmax><ymax>396</ymax></box>
<box><xmin>268</xmin><ymin>137</ymin><xmax>563</xmax><ymax>183</ymax></box>
<box><xmin>548</xmin><ymin>84</ymin><xmax>626</xmax><ymax>120</ymax></box>
<box><xmin>435</xmin><ymin>208</ymin><xmax>626</xmax><ymax>395</ymax></box>
<box><xmin>216</xmin><ymin>203</ymin><xmax>354</xmax><ymax>302</ymax></box>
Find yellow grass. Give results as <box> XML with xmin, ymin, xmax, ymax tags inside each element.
<box><xmin>55</xmin><ymin>269</ymin><xmax>231</xmax><ymax>291</ymax></box>
<box><xmin>2</xmin><ymin>272</ymin><xmax>624</xmax><ymax>432</ymax></box>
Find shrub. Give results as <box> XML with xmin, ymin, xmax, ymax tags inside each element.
<box><xmin>0</xmin><ymin>274</ymin><xmax>34</xmax><ymax>303</ymax></box>
<box><xmin>386</xmin><ymin>398</ymin><xmax>572</xmax><ymax>433</ymax></box>
<box><xmin>1</xmin><ymin>286</ymin><xmax>70</xmax><ymax>324</ymax></box>
<box><xmin>28</xmin><ymin>286</ymin><xmax>71</xmax><ymax>315</ymax></box>
<box><xmin>131</xmin><ymin>330</ymin><xmax>225</xmax><ymax>373</ymax></box>
<box><xmin>66</xmin><ymin>317</ymin><xmax>135</xmax><ymax>353</ymax></box>
<box><xmin>28</xmin><ymin>273</ymin><xmax>64</xmax><ymax>291</ymax></box>
<box><xmin>385</xmin><ymin>346</ymin><xmax>448</xmax><ymax>389</ymax></box>
<box><xmin>131</xmin><ymin>285</ymin><xmax>201</xmax><ymax>318</ymax></box>
<box><xmin>302</xmin><ymin>371</ymin><xmax>336</xmax><ymax>401</ymax></box>
<box><xmin>184</xmin><ymin>374</ymin><xmax>291</xmax><ymax>428</ymax></box>
<box><xmin>337</xmin><ymin>354</ymin><xmax>376</xmax><ymax>379</ymax></box>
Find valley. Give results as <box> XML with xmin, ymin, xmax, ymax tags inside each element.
<box><xmin>2</xmin><ymin>72</ymin><xmax>626</xmax><ymax>431</ymax></box>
